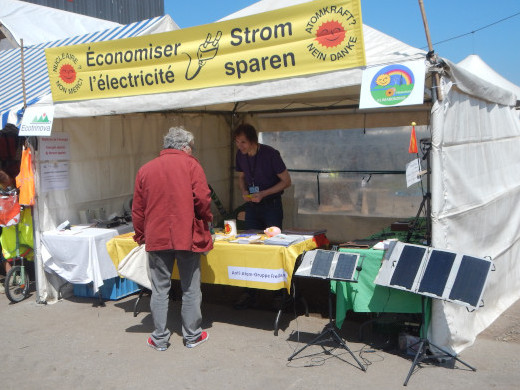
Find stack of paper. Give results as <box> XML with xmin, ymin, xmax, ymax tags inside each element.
<box><xmin>230</xmin><ymin>234</ymin><xmax>262</xmax><ymax>244</ymax></box>
<box><xmin>263</xmin><ymin>234</ymin><xmax>308</xmax><ymax>247</ymax></box>
<box><xmin>214</xmin><ymin>234</ymin><xmax>232</xmax><ymax>241</ymax></box>
<box><xmin>282</xmin><ymin>228</ymin><xmax>327</xmax><ymax>235</ymax></box>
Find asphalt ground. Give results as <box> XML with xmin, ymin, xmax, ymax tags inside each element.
<box><xmin>1</xmin><ymin>280</ymin><xmax>519</xmax><ymax>390</ymax></box>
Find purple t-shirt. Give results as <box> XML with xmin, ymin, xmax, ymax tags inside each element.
<box><xmin>235</xmin><ymin>144</ymin><xmax>287</xmax><ymax>197</ymax></box>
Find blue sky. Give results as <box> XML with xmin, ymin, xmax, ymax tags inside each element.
<box><xmin>164</xmin><ymin>0</ymin><xmax>520</xmax><ymax>86</ymax></box>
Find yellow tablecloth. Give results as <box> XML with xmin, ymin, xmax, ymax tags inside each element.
<box><xmin>106</xmin><ymin>233</ymin><xmax>318</xmax><ymax>292</ymax></box>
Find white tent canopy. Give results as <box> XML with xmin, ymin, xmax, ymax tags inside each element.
<box><xmin>457</xmin><ymin>54</ymin><xmax>520</xmax><ymax>102</ymax></box>
<box><xmin>0</xmin><ymin>0</ymin><xmax>122</xmax><ymax>49</ymax></box>
<box><xmin>6</xmin><ymin>0</ymin><xmax>520</xmax><ymax>356</ymax></box>
<box><xmin>0</xmin><ymin>14</ymin><xmax>178</xmax><ymax>127</ymax></box>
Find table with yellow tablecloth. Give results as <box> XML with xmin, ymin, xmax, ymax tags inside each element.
<box><xmin>107</xmin><ymin>233</ymin><xmax>323</xmax><ymax>293</ymax></box>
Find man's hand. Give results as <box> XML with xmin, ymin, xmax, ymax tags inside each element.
<box><xmin>249</xmin><ymin>191</ymin><xmax>265</xmax><ymax>203</ymax></box>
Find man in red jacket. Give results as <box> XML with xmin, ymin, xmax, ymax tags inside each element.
<box><xmin>132</xmin><ymin>126</ymin><xmax>213</xmax><ymax>351</ymax></box>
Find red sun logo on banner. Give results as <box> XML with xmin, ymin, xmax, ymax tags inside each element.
<box><xmin>59</xmin><ymin>64</ymin><xmax>77</xmax><ymax>84</ymax></box>
<box><xmin>315</xmin><ymin>21</ymin><xmax>346</xmax><ymax>48</ymax></box>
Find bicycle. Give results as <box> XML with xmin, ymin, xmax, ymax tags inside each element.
<box><xmin>4</xmin><ymin>223</ymin><xmax>32</xmax><ymax>303</ymax></box>
<box><xmin>0</xmin><ymin>187</ymin><xmax>33</xmax><ymax>303</ymax></box>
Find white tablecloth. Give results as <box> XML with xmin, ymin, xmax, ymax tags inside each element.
<box><xmin>41</xmin><ymin>224</ymin><xmax>133</xmax><ymax>293</ymax></box>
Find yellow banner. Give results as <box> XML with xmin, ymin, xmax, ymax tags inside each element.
<box><xmin>45</xmin><ymin>0</ymin><xmax>365</xmax><ymax>102</ymax></box>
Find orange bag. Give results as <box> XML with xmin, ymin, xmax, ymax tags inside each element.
<box><xmin>0</xmin><ymin>191</ymin><xmax>20</xmax><ymax>227</ymax></box>
<box><xmin>16</xmin><ymin>147</ymin><xmax>35</xmax><ymax>206</ymax></box>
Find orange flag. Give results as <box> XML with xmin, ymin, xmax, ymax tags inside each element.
<box><xmin>409</xmin><ymin>122</ymin><xmax>418</xmax><ymax>153</ymax></box>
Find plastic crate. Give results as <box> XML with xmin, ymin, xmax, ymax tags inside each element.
<box><xmin>73</xmin><ymin>277</ymin><xmax>140</xmax><ymax>300</ymax></box>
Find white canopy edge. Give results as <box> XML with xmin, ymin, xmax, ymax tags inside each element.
<box><xmin>3</xmin><ymin>14</ymin><xmax>179</xmax><ymax>126</ymax></box>
<box><xmin>457</xmin><ymin>55</ymin><xmax>520</xmax><ymax>102</ymax></box>
<box><xmin>218</xmin><ymin>0</ymin><xmax>313</xmax><ymax>21</ymax></box>
<box><xmin>443</xmin><ymin>58</ymin><xmax>517</xmax><ymax>107</ymax></box>
<box><xmin>0</xmin><ymin>0</ymin><xmax>122</xmax><ymax>47</ymax></box>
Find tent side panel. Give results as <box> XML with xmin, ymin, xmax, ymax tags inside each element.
<box><xmin>430</xmin><ymin>81</ymin><xmax>520</xmax><ymax>353</ymax></box>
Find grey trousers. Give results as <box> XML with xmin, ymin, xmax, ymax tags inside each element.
<box><xmin>148</xmin><ymin>250</ymin><xmax>202</xmax><ymax>347</ymax></box>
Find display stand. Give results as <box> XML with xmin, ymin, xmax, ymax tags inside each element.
<box><xmin>403</xmin><ymin>296</ymin><xmax>476</xmax><ymax>386</ymax></box>
<box><xmin>374</xmin><ymin>241</ymin><xmax>490</xmax><ymax>386</ymax></box>
<box><xmin>288</xmin><ymin>287</ymin><xmax>366</xmax><ymax>371</ymax></box>
<box><xmin>288</xmin><ymin>249</ymin><xmax>366</xmax><ymax>371</ymax></box>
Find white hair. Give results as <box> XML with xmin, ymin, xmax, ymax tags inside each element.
<box><xmin>163</xmin><ymin>126</ymin><xmax>194</xmax><ymax>150</ymax></box>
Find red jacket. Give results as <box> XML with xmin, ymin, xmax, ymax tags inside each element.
<box><xmin>132</xmin><ymin>149</ymin><xmax>213</xmax><ymax>253</ymax></box>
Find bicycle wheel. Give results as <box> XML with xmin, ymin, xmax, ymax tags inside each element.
<box><xmin>5</xmin><ymin>265</ymin><xmax>30</xmax><ymax>303</ymax></box>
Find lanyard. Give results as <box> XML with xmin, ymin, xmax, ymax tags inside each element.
<box><xmin>245</xmin><ymin>145</ymin><xmax>259</xmax><ymax>184</ymax></box>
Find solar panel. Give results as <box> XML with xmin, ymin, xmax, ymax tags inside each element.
<box><xmin>375</xmin><ymin>241</ymin><xmax>493</xmax><ymax>309</ymax></box>
<box><xmin>332</xmin><ymin>253</ymin><xmax>358</xmax><ymax>281</ymax></box>
<box><xmin>295</xmin><ymin>249</ymin><xmax>359</xmax><ymax>281</ymax></box>
<box><xmin>449</xmin><ymin>255</ymin><xmax>492</xmax><ymax>307</ymax></box>
<box><xmin>310</xmin><ymin>250</ymin><xmax>335</xmax><ymax>278</ymax></box>
<box><xmin>418</xmin><ymin>250</ymin><xmax>456</xmax><ymax>297</ymax></box>
<box><xmin>389</xmin><ymin>245</ymin><xmax>426</xmax><ymax>289</ymax></box>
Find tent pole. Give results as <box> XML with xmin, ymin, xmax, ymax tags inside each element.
<box><xmin>418</xmin><ymin>0</ymin><xmax>443</xmax><ymax>101</ymax></box>
<box><xmin>229</xmin><ymin>103</ymin><xmax>240</xmax><ymax>215</ymax></box>
<box><xmin>21</xmin><ymin>41</ymin><xmax>44</xmax><ymax>302</ymax></box>
<box><xmin>20</xmin><ymin>39</ymin><xmax>28</xmax><ymax>109</ymax></box>
<box><xmin>29</xmin><ymin>140</ymin><xmax>46</xmax><ymax>304</ymax></box>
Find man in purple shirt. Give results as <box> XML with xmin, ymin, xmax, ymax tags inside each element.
<box><xmin>233</xmin><ymin>124</ymin><xmax>291</xmax><ymax>309</ymax></box>
<box><xmin>234</xmin><ymin>124</ymin><xmax>291</xmax><ymax>230</ymax></box>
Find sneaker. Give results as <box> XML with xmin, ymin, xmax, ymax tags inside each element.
<box><xmin>185</xmin><ymin>331</ymin><xmax>209</xmax><ymax>348</ymax></box>
<box><xmin>0</xmin><ymin>283</ymin><xmax>4</xmax><ymax>294</ymax></box>
<box><xmin>147</xmin><ymin>337</ymin><xmax>168</xmax><ymax>351</ymax></box>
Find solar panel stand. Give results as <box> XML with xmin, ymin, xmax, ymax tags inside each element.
<box><xmin>406</xmin><ymin>138</ymin><xmax>432</xmax><ymax>245</ymax></box>
<box><xmin>403</xmin><ymin>296</ymin><xmax>476</xmax><ymax>386</ymax></box>
<box><xmin>375</xmin><ymin>242</ymin><xmax>491</xmax><ymax>385</ymax></box>
<box><xmin>288</xmin><ymin>287</ymin><xmax>366</xmax><ymax>372</ymax></box>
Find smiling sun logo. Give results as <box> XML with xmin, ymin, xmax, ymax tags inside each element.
<box><xmin>59</xmin><ymin>64</ymin><xmax>77</xmax><ymax>84</ymax></box>
<box><xmin>315</xmin><ymin>21</ymin><xmax>346</xmax><ymax>48</ymax></box>
<box><xmin>50</xmin><ymin>51</ymin><xmax>83</xmax><ymax>96</ymax></box>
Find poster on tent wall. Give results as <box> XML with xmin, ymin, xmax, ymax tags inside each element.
<box><xmin>359</xmin><ymin>60</ymin><xmax>426</xmax><ymax>109</ymax></box>
<box><xmin>39</xmin><ymin>133</ymin><xmax>70</xmax><ymax>192</ymax></box>
<box><xmin>44</xmin><ymin>0</ymin><xmax>366</xmax><ymax>102</ymax></box>
<box><xmin>40</xmin><ymin>162</ymin><xmax>69</xmax><ymax>192</ymax></box>
<box><xmin>40</xmin><ymin>133</ymin><xmax>70</xmax><ymax>161</ymax></box>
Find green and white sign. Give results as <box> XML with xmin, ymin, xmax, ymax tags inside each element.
<box><xmin>20</xmin><ymin>105</ymin><xmax>55</xmax><ymax>136</ymax></box>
